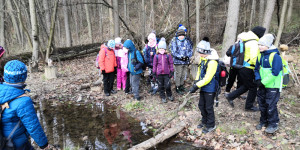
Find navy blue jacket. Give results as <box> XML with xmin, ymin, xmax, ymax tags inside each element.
<box><xmin>0</xmin><ymin>83</ymin><xmax>48</xmax><ymax>148</ymax></box>
<box><xmin>143</xmin><ymin>45</ymin><xmax>157</xmax><ymax>68</ymax></box>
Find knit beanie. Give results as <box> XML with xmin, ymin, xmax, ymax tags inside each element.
<box><xmin>177</xmin><ymin>25</ymin><xmax>186</xmax><ymax>36</ymax></box>
<box><xmin>114</xmin><ymin>37</ymin><xmax>122</xmax><ymax>45</ymax></box>
<box><xmin>196</xmin><ymin>37</ymin><xmax>211</xmax><ymax>55</ymax></box>
<box><xmin>4</xmin><ymin>60</ymin><xmax>27</xmax><ymax>84</ymax></box>
<box><xmin>157</xmin><ymin>37</ymin><xmax>167</xmax><ymax>49</ymax></box>
<box><xmin>107</xmin><ymin>40</ymin><xmax>115</xmax><ymax>49</ymax></box>
<box><xmin>258</xmin><ymin>34</ymin><xmax>274</xmax><ymax>48</ymax></box>
<box><xmin>251</xmin><ymin>26</ymin><xmax>266</xmax><ymax>38</ymax></box>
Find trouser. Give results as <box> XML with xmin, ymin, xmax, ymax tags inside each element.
<box><xmin>103</xmin><ymin>72</ymin><xmax>115</xmax><ymax>94</ymax></box>
<box><xmin>225</xmin><ymin>67</ymin><xmax>242</xmax><ymax>92</ymax></box>
<box><xmin>198</xmin><ymin>92</ymin><xmax>216</xmax><ymax>128</ymax></box>
<box><xmin>174</xmin><ymin>65</ymin><xmax>188</xmax><ymax>87</ymax></box>
<box><xmin>157</xmin><ymin>74</ymin><xmax>172</xmax><ymax>99</ymax></box>
<box><xmin>125</xmin><ymin>72</ymin><xmax>131</xmax><ymax>93</ymax></box>
<box><xmin>117</xmin><ymin>68</ymin><xmax>127</xmax><ymax>90</ymax></box>
<box><xmin>130</xmin><ymin>74</ymin><xmax>141</xmax><ymax>98</ymax></box>
<box><xmin>257</xmin><ymin>87</ymin><xmax>280</xmax><ymax>127</ymax></box>
<box><xmin>14</xmin><ymin>141</ymin><xmax>34</xmax><ymax>150</ymax></box>
<box><xmin>227</xmin><ymin>67</ymin><xmax>257</xmax><ymax>109</ymax></box>
<box><xmin>148</xmin><ymin>68</ymin><xmax>153</xmax><ymax>84</ymax></box>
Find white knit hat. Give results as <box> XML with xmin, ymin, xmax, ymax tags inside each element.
<box><xmin>258</xmin><ymin>34</ymin><xmax>274</xmax><ymax>48</ymax></box>
<box><xmin>157</xmin><ymin>38</ymin><xmax>167</xmax><ymax>49</ymax></box>
<box><xmin>114</xmin><ymin>37</ymin><xmax>122</xmax><ymax>45</ymax></box>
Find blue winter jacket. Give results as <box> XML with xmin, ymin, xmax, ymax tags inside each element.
<box><xmin>169</xmin><ymin>37</ymin><xmax>193</xmax><ymax>65</ymax></box>
<box><xmin>124</xmin><ymin>40</ymin><xmax>144</xmax><ymax>75</ymax></box>
<box><xmin>143</xmin><ymin>45</ymin><xmax>157</xmax><ymax>68</ymax></box>
<box><xmin>254</xmin><ymin>48</ymin><xmax>283</xmax><ymax>81</ymax></box>
<box><xmin>0</xmin><ymin>83</ymin><xmax>48</xmax><ymax>148</ymax></box>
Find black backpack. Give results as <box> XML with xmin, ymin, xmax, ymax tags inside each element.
<box><xmin>133</xmin><ymin>50</ymin><xmax>147</xmax><ymax>70</ymax></box>
<box><xmin>0</xmin><ymin>96</ymin><xmax>24</xmax><ymax>150</ymax></box>
<box><xmin>226</xmin><ymin>40</ymin><xmax>255</xmax><ymax>69</ymax></box>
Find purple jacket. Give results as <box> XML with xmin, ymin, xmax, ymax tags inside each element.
<box><xmin>153</xmin><ymin>54</ymin><xmax>174</xmax><ymax>75</ymax></box>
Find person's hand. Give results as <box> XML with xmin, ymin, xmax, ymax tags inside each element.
<box><xmin>102</xmin><ymin>70</ymin><xmax>105</xmax><ymax>74</ymax></box>
<box><xmin>169</xmin><ymin>71</ymin><xmax>174</xmax><ymax>78</ymax></box>
<box><xmin>189</xmin><ymin>84</ymin><xmax>199</xmax><ymax>93</ymax></box>
<box><xmin>255</xmin><ymin>79</ymin><xmax>263</xmax><ymax>87</ymax></box>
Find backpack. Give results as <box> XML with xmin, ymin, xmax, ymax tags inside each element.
<box><xmin>228</xmin><ymin>39</ymin><xmax>255</xmax><ymax>69</ymax></box>
<box><xmin>0</xmin><ymin>95</ymin><xmax>26</xmax><ymax>150</ymax></box>
<box><xmin>133</xmin><ymin>50</ymin><xmax>146</xmax><ymax>70</ymax></box>
<box><xmin>257</xmin><ymin>52</ymin><xmax>290</xmax><ymax>88</ymax></box>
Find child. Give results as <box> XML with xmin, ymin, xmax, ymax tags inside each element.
<box><xmin>114</xmin><ymin>37</ymin><xmax>127</xmax><ymax>91</ymax></box>
<box><xmin>254</xmin><ymin>34</ymin><xmax>282</xmax><ymax>134</ymax></box>
<box><xmin>121</xmin><ymin>44</ymin><xmax>130</xmax><ymax>93</ymax></box>
<box><xmin>189</xmin><ymin>37</ymin><xmax>219</xmax><ymax>134</ymax></box>
<box><xmin>99</xmin><ymin>40</ymin><xmax>117</xmax><ymax>96</ymax></box>
<box><xmin>152</xmin><ymin>38</ymin><xmax>174</xmax><ymax>103</ymax></box>
<box><xmin>123</xmin><ymin>39</ymin><xmax>144</xmax><ymax>100</ymax></box>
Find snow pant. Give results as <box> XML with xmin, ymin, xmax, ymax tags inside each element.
<box><xmin>14</xmin><ymin>141</ymin><xmax>34</xmax><ymax>150</ymax></box>
<box><xmin>198</xmin><ymin>92</ymin><xmax>216</xmax><ymax>128</ymax></box>
<box><xmin>125</xmin><ymin>72</ymin><xmax>131</xmax><ymax>93</ymax></box>
<box><xmin>117</xmin><ymin>68</ymin><xmax>127</xmax><ymax>90</ymax></box>
<box><xmin>225</xmin><ymin>67</ymin><xmax>242</xmax><ymax>92</ymax></box>
<box><xmin>130</xmin><ymin>74</ymin><xmax>141</xmax><ymax>98</ymax></box>
<box><xmin>174</xmin><ymin>65</ymin><xmax>188</xmax><ymax>87</ymax></box>
<box><xmin>257</xmin><ymin>87</ymin><xmax>280</xmax><ymax>127</ymax></box>
<box><xmin>227</xmin><ymin>67</ymin><xmax>257</xmax><ymax>109</ymax></box>
<box><xmin>103</xmin><ymin>72</ymin><xmax>115</xmax><ymax>94</ymax></box>
<box><xmin>157</xmin><ymin>74</ymin><xmax>172</xmax><ymax>99</ymax></box>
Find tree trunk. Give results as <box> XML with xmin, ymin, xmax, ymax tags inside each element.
<box><xmin>286</xmin><ymin>0</ymin><xmax>293</xmax><ymax>23</ymax></box>
<box><xmin>46</xmin><ymin>0</ymin><xmax>58</xmax><ymax>62</ymax></box>
<box><xmin>85</xmin><ymin>0</ymin><xmax>93</xmax><ymax>43</ymax></box>
<box><xmin>196</xmin><ymin>0</ymin><xmax>200</xmax><ymax>44</ymax></box>
<box><xmin>274</xmin><ymin>0</ymin><xmax>288</xmax><ymax>47</ymax></box>
<box><xmin>259</xmin><ymin>0</ymin><xmax>264</xmax><ymax>26</ymax></box>
<box><xmin>113</xmin><ymin>0</ymin><xmax>120</xmax><ymax>37</ymax></box>
<box><xmin>7</xmin><ymin>0</ymin><xmax>22</xmax><ymax>43</ymax></box>
<box><xmin>221</xmin><ymin>0</ymin><xmax>240</xmax><ymax>58</ymax></box>
<box><xmin>109</xmin><ymin>0</ymin><xmax>114</xmax><ymax>39</ymax></box>
<box><xmin>262</xmin><ymin>0</ymin><xmax>276</xmax><ymax>33</ymax></box>
<box><xmin>205</xmin><ymin>0</ymin><xmax>210</xmax><ymax>24</ymax></box>
<box><xmin>99</xmin><ymin>2</ymin><xmax>103</xmax><ymax>40</ymax></box>
<box><xmin>141</xmin><ymin>0</ymin><xmax>145</xmax><ymax>43</ymax></box>
<box><xmin>73</xmin><ymin>4</ymin><xmax>79</xmax><ymax>45</ymax></box>
<box><xmin>249</xmin><ymin>0</ymin><xmax>256</xmax><ymax>30</ymax></box>
<box><xmin>29</xmin><ymin>0</ymin><xmax>39</xmax><ymax>72</ymax></box>
<box><xmin>43</xmin><ymin>0</ymin><xmax>51</xmax><ymax>33</ymax></box>
<box><xmin>63</xmin><ymin>0</ymin><xmax>72</xmax><ymax>47</ymax></box>
<box><xmin>123</xmin><ymin>0</ymin><xmax>128</xmax><ymax>22</ymax></box>
<box><xmin>0</xmin><ymin>0</ymin><xmax>6</xmax><ymax>50</ymax></box>
<box><xmin>150</xmin><ymin>0</ymin><xmax>154</xmax><ymax>29</ymax></box>
<box><xmin>181</xmin><ymin>0</ymin><xmax>187</xmax><ymax>21</ymax></box>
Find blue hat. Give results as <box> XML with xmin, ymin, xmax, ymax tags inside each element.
<box><xmin>107</xmin><ymin>40</ymin><xmax>115</xmax><ymax>49</ymax></box>
<box><xmin>4</xmin><ymin>60</ymin><xmax>28</xmax><ymax>83</ymax></box>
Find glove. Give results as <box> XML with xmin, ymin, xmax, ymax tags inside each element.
<box><xmin>184</xmin><ymin>56</ymin><xmax>189</xmax><ymax>61</ymax></box>
<box><xmin>189</xmin><ymin>84</ymin><xmax>199</xmax><ymax>93</ymax></box>
<box><xmin>180</xmin><ymin>57</ymin><xmax>185</xmax><ymax>61</ymax></box>
<box><xmin>255</xmin><ymin>79</ymin><xmax>263</xmax><ymax>87</ymax></box>
<box><xmin>169</xmin><ymin>71</ymin><xmax>174</xmax><ymax>78</ymax></box>
<box><xmin>102</xmin><ymin>70</ymin><xmax>105</xmax><ymax>74</ymax></box>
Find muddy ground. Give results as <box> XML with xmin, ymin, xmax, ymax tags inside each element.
<box><xmin>27</xmin><ymin>48</ymin><xmax>300</xmax><ymax>149</ymax></box>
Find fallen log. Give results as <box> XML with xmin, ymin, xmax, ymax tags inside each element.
<box><xmin>128</xmin><ymin>121</ymin><xmax>186</xmax><ymax>150</ymax></box>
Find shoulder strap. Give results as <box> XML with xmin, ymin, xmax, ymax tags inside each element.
<box><xmin>7</xmin><ymin>120</ymin><xmax>21</xmax><ymax>140</ymax></box>
<box><xmin>257</xmin><ymin>53</ymin><xmax>262</xmax><ymax>65</ymax></box>
<box><xmin>268</xmin><ymin>52</ymin><xmax>276</xmax><ymax>68</ymax></box>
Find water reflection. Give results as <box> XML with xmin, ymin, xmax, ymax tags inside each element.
<box><xmin>36</xmin><ymin>100</ymin><xmax>151</xmax><ymax>149</ymax></box>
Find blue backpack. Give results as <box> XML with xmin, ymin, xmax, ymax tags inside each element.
<box><xmin>227</xmin><ymin>40</ymin><xmax>255</xmax><ymax>69</ymax></box>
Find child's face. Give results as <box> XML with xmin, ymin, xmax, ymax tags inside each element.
<box><xmin>158</xmin><ymin>48</ymin><xmax>165</xmax><ymax>54</ymax></box>
<box><xmin>116</xmin><ymin>44</ymin><xmax>122</xmax><ymax>48</ymax></box>
<box><xmin>199</xmin><ymin>53</ymin><xmax>208</xmax><ymax>58</ymax></box>
<box><xmin>258</xmin><ymin>45</ymin><xmax>268</xmax><ymax>52</ymax></box>
<box><xmin>123</xmin><ymin>47</ymin><xmax>129</xmax><ymax>53</ymax></box>
<box><xmin>178</xmin><ymin>35</ymin><xmax>185</xmax><ymax>40</ymax></box>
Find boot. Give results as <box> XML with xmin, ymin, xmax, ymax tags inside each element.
<box><xmin>179</xmin><ymin>85</ymin><xmax>187</xmax><ymax>92</ymax></box>
<box><xmin>176</xmin><ymin>86</ymin><xmax>183</xmax><ymax>95</ymax></box>
<box><xmin>161</xmin><ymin>98</ymin><xmax>167</xmax><ymax>103</ymax></box>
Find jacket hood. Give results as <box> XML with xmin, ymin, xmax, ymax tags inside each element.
<box><xmin>123</xmin><ymin>40</ymin><xmax>137</xmax><ymax>52</ymax></box>
<box><xmin>240</xmin><ymin>31</ymin><xmax>259</xmax><ymax>41</ymax></box>
<box><xmin>262</xmin><ymin>48</ymin><xmax>280</xmax><ymax>55</ymax></box>
<box><xmin>206</xmin><ymin>49</ymin><xmax>219</xmax><ymax>60</ymax></box>
<box><xmin>0</xmin><ymin>83</ymin><xmax>25</xmax><ymax>104</ymax></box>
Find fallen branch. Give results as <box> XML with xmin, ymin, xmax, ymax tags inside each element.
<box><xmin>290</xmin><ymin>62</ymin><xmax>300</xmax><ymax>86</ymax></box>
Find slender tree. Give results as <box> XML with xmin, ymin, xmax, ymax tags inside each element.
<box><xmin>286</xmin><ymin>0</ymin><xmax>293</xmax><ymax>23</ymax></box>
<box><xmin>99</xmin><ymin>1</ymin><xmax>103</xmax><ymax>40</ymax></box>
<box><xmin>274</xmin><ymin>0</ymin><xmax>288</xmax><ymax>47</ymax></box>
<box><xmin>259</xmin><ymin>0</ymin><xmax>265</xmax><ymax>25</ymax></box>
<box><xmin>63</xmin><ymin>0</ymin><xmax>72</xmax><ymax>46</ymax></box>
<box><xmin>222</xmin><ymin>0</ymin><xmax>240</xmax><ymax>57</ymax></box>
<box><xmin>29</xmin><ymin>0</ymin><xmax>39</xmax><ymax>72</ymax></box>
<box><xmin>205</xmin><ymin>0</ymin><xmax>210</xmax><ymax>24</ymax></box>
<box><xmin>109</xmin><ymin>0</ymin><xmax>114</xmax><ymax>38</ymax></box>
<box><xmin>43</xmin><ymin>0</ymin><xmax>51</xmax><ymax>33</ymax></box>
<box><xmin>249</xmin><ymin>0</ymin><xmax>256</xmax><ymax>30</ymax></box>
<box><xmin>196</xmin><ymin>0</ymin><xmax>200</xmax><ymax>44</ymax></box>
<box><xmin>150</xmin><ymin>0</ymin><xmax>154</xmax><ymax>28</ymax></box>
<box><xmin>123</xmin><ymin>0</ymin><xmax>128</xmax><ymax>22</ymax></box>
<box><xmin>141</xmin><ymin>0</ymin><xmax>145</xmax><ymax>43</ymax></box>
<box><xmin>113</xmin><ymin>0</ymin><xmax>120</xmax><ymax>37</ymax></box>
<box><xmin>0</xmin><ymin>0</ymin><xmax>6</xmax><ymax>50</ymax></box>
<box><xmin>85</xmin><ymin>0</ymin><xmax>93</xmax><ymax>43</ymax></box>
<box><xmin>46</xmin><ymin>0</ymin><xmax>59</xmax><ymax>62</ymax></box>
<box><xmin>7</xmin><ymin>0</ymin><xmax>22</xmax><ymax>43</ymax></box>
<box><xmin>262</xmin><ymin>0</ymin><xmax>276</xmax><ymax>33</ymax></box>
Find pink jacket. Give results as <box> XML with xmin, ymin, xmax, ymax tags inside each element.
<box><xmin>121</xmin><ymin>52</ymin><xmax>129</xmax><ymax>72</ymax></box>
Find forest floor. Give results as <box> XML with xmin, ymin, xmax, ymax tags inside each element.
<box><xmin>27</xmin><ymin>48</ymin><xmax>300</xmax><ymax>149</ymax></box>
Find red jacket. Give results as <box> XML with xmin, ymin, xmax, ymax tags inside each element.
<box><xmin>98</xmin><ymin>44</ymin><xmax>117</xmax><ymax>73</ymax></box>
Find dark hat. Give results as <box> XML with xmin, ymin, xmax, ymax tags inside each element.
<box><xmin>177</xmin><ymin>30</ymin><xmax>186</xmax><ymax>36</ymax></box>
<box><xmin>251</xmin><ymin>26</ymin><xmax>266</xmax><ymax>38</ymax></box>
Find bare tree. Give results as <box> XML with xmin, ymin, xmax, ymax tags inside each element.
<box><xmin>181</xmin><ymin>0</ymin><xmax>187</xmax><ymax>20</ymax></box>
<box><xmin>259</xmin><ymin>0</ymin><xmax>265</xmax><ymax>25</ymax></box>
<box><xmin>286</xmin><ymin>0</ymin><xmax>293</xmax><ymax>23</ymax></box>
<box><xmin>141</xmin><ymin>0</ymin><xmax>145</xmax><ymax>43</ymax></box>
<box><xmin>99</xmin><ymin>1</ymin><xmax>103</xmax><ymax>40</ymax></box>
<box><xmin>262</xmin><ymin>0</ymin><xmax>276</xmax><ymax>33</ymax></box>
<box><xmin>196</xmin><ymin>0</ymin><xmax>200</xmax><ymax>44</ymax></box>
<box><xmin>109</xmin><ymin>0</ymin><xmax>114</xmax><ymax>39</ymax></box>
<box><xmin>222</xmin><ymin>0</ymin><xmax>240</xmax><ymax>57</ymax></box>
<box><xmin>63</xmin><ymin>0</ymin><xmax>72</xmax><ymax>47</ymax></box>
<box><xmin>0</xmin><ymin>0</ymin><xmax>5</xmax><ymax>49</ymax></box>
<box><xmin>29</xmin><ymin>0</ymin><xmax>39</xmax><ymax>72</ymax></box>
<box><xmin>205</xmin><ymin>0</ymin><xmax>210</xmax><ymax>24</ymax></box>
<box><xmin>274</xmin><ymin>0</ymin><xmax>288</xmax><ymax>47</ymax></box>
<box><xmin>113</xmin><ymin>0</ymin><xmax>120</xmax><ymax>37</ymax></box>
<box><xmin>43</xmin><ymin>0</ymin><xmax>51</xmax><ymax>33</ymax></box>
<box><xmin>85</xmin><ymin>0</ymin><xmax>93</xmax><ymax>43</ymax></box>
<box><xmin>7</xmin><ymin>0</ymin><xmax>21</xmax><ymax>43</ymax></box>
<box><xmin>123</xmin><ymin>0</ymin><xmax>128</xmax><ymax>22</ymax></box>
<box><xmin>150</xmin><ymin>0</ymin><xmax>154</xmax><ymax>28</ymax></box>
<box><xmin>249</xmin><ymin>0</ymin><xmax>256</xmax><ymax>30</ymax></box>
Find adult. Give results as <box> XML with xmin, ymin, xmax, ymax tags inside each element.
<box><xmin>225</xmin><ymin>26</ymin><xmax>266</xmax><ymax>111</ymax></box>
<box><xmin>0</xmin><ymin>60</ymin><xmax>49</xmax><ymax>149</ymax></box>
<box><xmin>169</xmin><ymin>25</ymin><xmax>193</xmax><ymax>94</ymax></box>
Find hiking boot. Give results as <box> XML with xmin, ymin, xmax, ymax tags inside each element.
<box><xmin>265</xmin><ymin>126</ymin><xmax>278</xmax><ymax>134</ymax></box>
<box><xmin>179</xmin><ymin>85</ymin><xmax>187</xmax><ymax>92</ymax></box>
<box><xmin>256</xmin><ymin>123</ymin><xmax>267</xmax><ymax>130</ymax></box>
<box><xmin>197</xmin><ymin>123</ymin><xmax>206</xmax><ymax>129</ymax></box>
<box><xmin>238</xmin><ymin>95</ymin><xmax>247</xmax><ymax>100</ymax></box>
<box><xmin>168</xmin><ymin>96</ymin><xmax>174</xmax><ymax>101</ymax></box>
<box><xmin>202</xmin><ymin>126</ymin><xmax>216</xmax><ymax>134</ymax></box>
<box><xmin>161</xmin><ymin>98</ymin><xmax>167</xmax><ymax>103</ymax></box>
<box><xmin>110</xmin><ymin>90</ymin><xmax>117</xmax><ymax>94</ymax></box>
<box><xmin>134</xmin><ymin>96</ymin><xmax>141</xmax><ymax>101</ymax></box>
<box><xmin>105</xmin><ymin>93</ymin><xmax>110</xmax><ymax>96</ymax></box>
<box><xmin>176</xmin><ymin>86</ymin><xmax>184</xmax><ymax>95</ymax></box>
<box><xmin>245</xmin><ymin>106</ymin><xmax>259</xmax><ymax>112</ymax></box>
<box><xmin>225</xmin><ymin>94</ymin><xmax>234</xmax><ymax>108</ymax></box>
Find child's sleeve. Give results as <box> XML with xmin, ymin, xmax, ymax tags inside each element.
<box><xmin>195</xmin><ymin>60</ymin><xmax>218</xmax><ymax>88</ymax></box>
<box><xmin>168</xmin><ymin>54</ymin><xmax>174</xmax><ymax>72</ymax></box>
<box><xmin>271</xmin><ymin>54</ymin><xmax>283</xmax><ymax>76</ymax></box>
<box><xmin>254</xmin><ymin>56</ymin><xmax>261</xmax><ymax>81</ymax></box>
<box><xmin>99</xmin><ymin>48</ymin><xmax>105</xmax><ymax>71</ymax></box>
<box><xmin>153</xmin><ymin>55</ymin><xmax>157</xmax><ymax>74</ymax></box>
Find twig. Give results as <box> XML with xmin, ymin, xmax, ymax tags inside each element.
<box><xmin>291</xmin><ymin>62</ymin><xmax>300</xmax><ymax>86</ymax></box>
<box><xmin>287</xmin><ymin>32</ymin><xmax>300</xmax><ymax>45</ymax></box>
<box><xmin>288</xmin><ymin>63</ymin><xmax>298</xmax><ymax>86</ymax></box>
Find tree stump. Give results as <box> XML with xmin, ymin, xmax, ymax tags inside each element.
<box><xmin>44</xmin><ymin>66</ymin><xmax>57</xmax><ymax>79</ymax></box>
